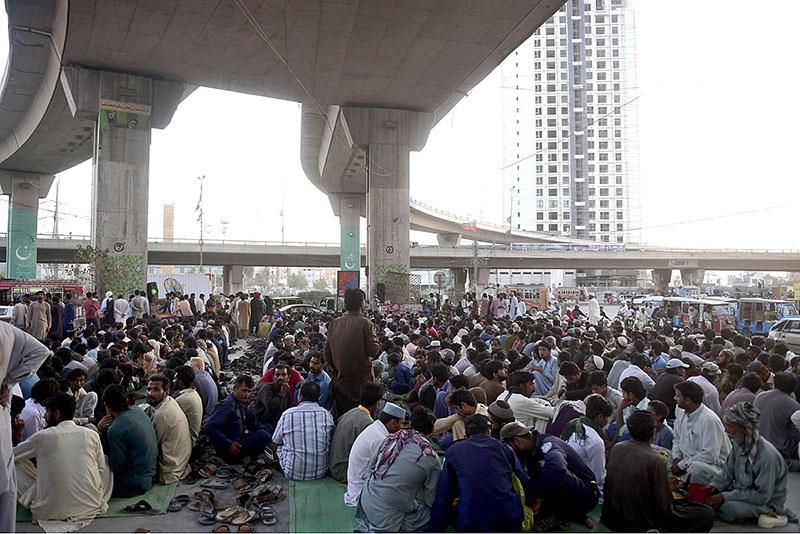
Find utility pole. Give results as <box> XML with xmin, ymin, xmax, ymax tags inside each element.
<box><xmin>280</xmin><ymin>176</ymin><xmax>286</xmax><ymax>245</ymax></box>
<box><xmin>472</xmin><ymin>241</ymin><xmax>479</xmax><ymax>293</ymax></box>
<box><xmin>197</xmin><ymin>175</ymin><xmax>206</xmax><ymax>273</ymax></box>
<box><xmin>52</xmin><ymin>178</ymin><xmax>60</xmax><ymax>278</ymax></box>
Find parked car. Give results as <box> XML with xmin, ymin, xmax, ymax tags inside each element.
<box><xmin>768</xmin><ymin>318</ymin><xmax>800</xmax><ymax>353</ymax></box>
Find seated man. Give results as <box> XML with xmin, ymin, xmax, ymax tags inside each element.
<box><xmin>432</xmin><ymin>389</ymin><xmax>488</xmax><ymax>444</ymax></box>
<box><xmin>272</xmin><ymin>381</ymin><xmax>335</xmax><ymax>480</ymax></box>
<box><xmin>172</xmin><ymin>365</ymin><xmax>203</xmax><ymax>446</ymax></box>
<box><xmin>559</xmin><ymin>361</ymin><xmax>593</xmax><ymax>401</ymax></box>
<box><xmin>344</xmin><ymin>402</ymin><xmax>405</xmax><ymax>507</ymax></box>
<box><xmin>672</xmin><ymin>381</ymin><xmax>731</xmax><ymax>485</ymax></box>
<box><xmin>329</xmin><ymin>382</ymin><xmax>385</xmax><ymax>483</ymax></box>
<box><xmin>355</xmin><ymin>407</ymin><xmax>442</xmax><ymax>533</ymax></box>
<box><xmin>386</xmin><ymin>352</ymin><xmax>412</xmax><ymax>394</ymax></box>
<box><xmin>478</xmin><ymin>360</ymin><xmax>507</xmax><ymax>405</ymax></box>
<box><xmin>256</xmin><ymin>351</ymin><xmax>302</xmax><ymax>402</ymax></box>
<box><xmin>430</xmin><ymin>414</ymin><xmax>531</xmax><ymax>532</ymax></box>
<box><xmin>602</xmin><ymin>410</ymin><xmax>714</xmax><ymax>532</ymax></box>
<box><xmin>503</xmin><ymin>421</ymin><xmax>599</xmax><ymax>525</ymax></box>
<box><xmin>306</xmin><ymin>351</ymin><xmax>332</xmax><ymax>410</ymax></box>
<box><xmin>188</xmin><ymin>356</ymin><xmax>218</xmax><ymax>417</ymax></box>
<box><xmin>98</xmin><ymin>384</ymin><xmax>157</xmax><ymax>497</ymax></box>
<box><xmin>204</xmin><ymin>374</ymin><xmax>272</xmax><ymax>463</ymax></box>
<box><xmin>648</xmin><ymin>400</ymin><xmax>674</xmax><ymax>450</ymax></box>
<box><xmin>255</xmin><ymin>364</ymin><xmax>293</xmax><ymax>429</ymax></box>
<box><xmin>562</xmin><ymin>393</ymin><xmax>611</xmax><ymax>501</ymax></box>
<box><xmin>707</xmin><ymin>401</ymin><xmax>796</xmax><ymax>526</ymax></box>
<box><xmin>143</xmin><ymin>373</ymin><xmax>192</xmax><ymax>483</ymax></box>
<box><xmin>14</xmin><ymin>392</ymin><xmax>113</xmax><ymax>524</ymax></box>
<box><xmin>65</xmin><ymin>368</ymin><xmax>98</xmax><ymax>427</ymax></box>
<box><xmin>614</xmin><ymin>376</ymin><xmax>650</xmax><ymax>441</ymax></box>
<box><xmin>19</xmin><ymin>378</ymin><xmax>58</xmax><ymax>442</ymax></box>
<box><xmin>754</xmin><ymin>372</ymin><xmax>800</xmax><ymax>460</ymax></box>
<box><xmin>500</xmin><ymin>370</ymin><xmax>553</xmax><ymax>433</ymax></box>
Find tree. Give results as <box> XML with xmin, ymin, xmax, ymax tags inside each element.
<box><xmin>312</xmin><ymin>278</ymin><xmax>328</xmax><ymax>291</ymax></box>
<box><xmin>287</xmin><ymin>272</ymin><xmax>308</xmax><ymax>290</ymax></box>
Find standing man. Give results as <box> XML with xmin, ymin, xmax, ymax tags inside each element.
<box><xmin>131</xmin><ymin>290</ymin><xmax>147</xmax><ymax>320</ymax></box>
<box><xmin>249</xmin><ymin>292</ymin><xmax>265</xmax><ymax>336</ymax></box>
<box><xmin>82</xmin><ymin>292</ymin><xmax>100</xmax><ymax>330</ymax></box>
<box><xmin>587</xmin><ymin>293</ymin><xmax>601</xmax><ymax>325</ymax></box>
<box><xmin>324</xmin><ymin>289</ymin><xmax>380</xmax><ymax>420</ymax></box>
<box><xmin>0</xmin><ymin>320</ymin><xmax>50</xmax><ymax>531</ymax></box>
<box><xmin>237</xmin><ymin>295</ymin><xmax>251</xmax><ymax>339</ymax></box>
<box><xmin>63</xmin><ymin>292</ymin><xmax>75</xmax><ymax>334</ymax></box>
<box><xmin>12</xmin><ymin>295</ymin><xmax>28</xmax><ymax>330</ymax></box>
<box><xmin>27</xmin><ymin>292</ymin><xmax>51</xmax><ymax>340</ymax></box>
<box><xmin>195</xmin><ymin>293</ymin><xmax>206</xmax><ymax>316</ymax></box>
<box><xmin>113</xmin><ymin>293</ymin><xmax>129</xmax><ymax>325</ymax></box>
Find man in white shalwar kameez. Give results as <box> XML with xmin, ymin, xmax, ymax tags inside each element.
<box><xmin>14</xmin><ymin>392</ymin><xmax>112</xmax><ymax>531</ymax></box>
<box><xmin>344</xmin><ymin>403</ymin><xmax>404</xmax><ymax>507</ymax></box>
<box><xmin>0</xmin><ymin>321</ymin><xmax>49</xmax><ymax>532</ymax></box>
<box><xmin>113</xmin><ymin>294</ymin><xmax>129</xmax><ymax>325</ymax></box>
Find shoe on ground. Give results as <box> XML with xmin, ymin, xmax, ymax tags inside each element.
<box><xmin>758</xmin><ymin>513</ymin><xmax>788</xmax><ymax>529</ymax></box>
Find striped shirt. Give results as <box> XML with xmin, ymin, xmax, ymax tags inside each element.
<box><xmin>273</xmin><ymin>401</ymin><xmax>335</xmax><ymax>481</ymax></box>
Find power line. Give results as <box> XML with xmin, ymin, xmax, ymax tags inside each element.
<box><xmin>626</xmin><ymin>205</ymin><xmax>789</xmax><ymax>233</ymax></box>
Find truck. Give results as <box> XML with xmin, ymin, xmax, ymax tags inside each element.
<box><xmin>148</xmin><ymin>273</ymin><xmax>212</xmax><ymax>298</ymax></box>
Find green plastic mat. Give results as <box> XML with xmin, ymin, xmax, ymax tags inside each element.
<box><xmin>16</xmin><ymin>481</ymin><xmax>178</xmax><ymax>522</ymax></box>
<box><xmin>289</xmin><ymin>476</ymin><xmax>356</xmax><ymax>533</ymax></box>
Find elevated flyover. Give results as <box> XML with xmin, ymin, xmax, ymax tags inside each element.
<box><xmin>0</xmin><ymin>0</ymin><xmax>566</xmax><ymax>295</ymax></box>
<box><xmin>13</xmin><ymin>235</ymin><xmax>800</xmax><ymax>272</ymax></box>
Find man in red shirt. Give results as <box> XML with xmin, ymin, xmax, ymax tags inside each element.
<box><xmin>256</xmin><ymin>352</ymin><xmax>302</xmax><ymax>406</ymax></box>
<box><xmin>82</xmin><ymin>292</ymin><xmax>100</xmax><ymax>330</ymax></box>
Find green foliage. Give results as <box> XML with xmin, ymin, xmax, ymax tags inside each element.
<box><xmin>65</xmin><ymin>245</ymin><xmax>144</xmax><ymax>295</ymax></box>
<box><xmin>312</xmin><ymin>278</ymin><xmax>329</xmax><ymax>291</ymax></box>
<box><xmin>287</xmin><ymin>272</ymin><xmax>308</xmax><ymax>289</ymax></box>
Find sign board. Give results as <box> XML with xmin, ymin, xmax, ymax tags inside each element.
<box><xmin>379</xmin><ymin>303</ymin><xmax>423</xmax><ymax>314</ymax></box>
<box><xmin>460</xmin><ymin>220</ymin><xmax>477</xmax><ymax>232</ymax></box>
<box><xmin>433</xmin><ymin>271</ymin><xmax>447</xmax><ymax>285</ymax></box>
<box><xmin>668</xmin><ymin>260</ymin><xmax>698</xmax><ymax>268</ymax></box>
<box><xmin>337</xmin><ymin>270</ymin><xmax>360</xmax><ymax>297</ymax></box>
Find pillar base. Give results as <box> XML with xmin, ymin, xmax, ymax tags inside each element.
<box><xmin>223</xmin><ymin>265</ymin><xmax>244</xmax><ymax>295</ymax></box>
<box><xmin>0</xmin><ymin>172</ymin><xmax>54</xmax><ymax>279</ymax></box>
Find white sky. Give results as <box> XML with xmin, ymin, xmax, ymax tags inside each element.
<box><xmin>0</xmin><ymin>1</ymin><xmax>799</xmax><ymax>252</ymax></box>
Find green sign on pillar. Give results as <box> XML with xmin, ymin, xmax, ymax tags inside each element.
<box><xmin>7</xmin><ymin>208</ymin><xmax>38</xmax><ymax>279</ymax></box>
<box><xmin>340</xmin><ymin>225</ymin><xmax>360</xmax><ymax>271</ymax></box>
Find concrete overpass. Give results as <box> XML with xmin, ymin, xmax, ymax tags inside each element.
<box><xmin>14</xmin><ymin>234</ymin><xmax>800</xmax><ymax>272</ymax></box>
<box><xmin>0</xmin><ymin>0</ymin><xmax>565</xmax><ymax>296</ymax></box>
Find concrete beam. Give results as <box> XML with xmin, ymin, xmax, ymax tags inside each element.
<box><xmin>437</xmin><ymin>233</ymin><xmax>462</xmax><ymax>246</ymax></box>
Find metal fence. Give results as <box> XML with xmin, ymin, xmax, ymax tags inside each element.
<box><xmin>385</xmin><ymin>271</ymin><xmax>422</xmax><ymax>304</ymax></box>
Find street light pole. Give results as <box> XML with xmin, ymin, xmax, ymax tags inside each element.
<box><xmin>197</xmin><ymin>175</ymin><xmax>206</xmax><ymax>273</ymax></box>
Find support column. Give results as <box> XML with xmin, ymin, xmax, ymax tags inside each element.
<box><xmin>652</xmin><ymin>269</ymin><xmax>672</xmax><ymax>295</ymax></box>
<box><xmin>331</xmin><ymin>194</ymin><xmax>363</xmax><ymax>272</ymax></box>
<box><xmin>451</xmin><ymin>268</ymin><xmax>468</xmax><ymax>297</ymax></box>
<box><xmin>343</xmin><ymin>108</ymin><xmax>433</xmax><ymax>302</ymax></box>
<box><xmin>223</xmin><ymin>265</ymin><xmax>244</xmax><ymax>295</ymax></box>
<box><xmin>61</xmin><ymin>66</ymin><xmax>184</xmax><ymax>295</ymax></box>
<box><xmin>0</xmin><ymin>172</ymin><xmax>54</xmax><ymax>279</ymax></box>
<box><xmin>680</xmin><ymin>269</ymin><xmax>706</xmax><ymax>287</ymax></box>
<box><xmin>437</xmin><ymin>233</ymin><xmax>462</xmax><ymax>246</ymax></box>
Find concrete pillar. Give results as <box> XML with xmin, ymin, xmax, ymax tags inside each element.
<box><xmin>60</xmin><ymin>66</ymin><xmax>184</xmax><ymax>295</ymax></box>
<box><xmin>652</xmin><ymin>269</ymin><xmax>672</xmax><ymax>295</ymax></box>
<box><xmin>451</xmin><ymin>268</ymin><xmax>468</xmax><ymax>297</ymax></box>
<box><xmin>223</xmin><ymin>265</ymin><xmax>244</xmax><ymax>295</ymax></box>
<box><xmin>680</xmin><ymin>269</ymin><xmax>706</xmax><ymax>287</ymax></box>
<box><xmin>343</xmin><ymin>108</ymin><xmax>433</xmax><ymax>301</ymax></box>
<box><xmin>332</xmin><ymin>194</ymin><xmax>363</xmax><ymax>272</ymax></box>
<box><xmin>0</xmin><ymin>172</ymin><xmax>54</xmax><ymax>279</ymax></box>
<box><xmin>437</xmin><ymin>233</ymin><xmax>462</xmax><ymax>246</ymax></box>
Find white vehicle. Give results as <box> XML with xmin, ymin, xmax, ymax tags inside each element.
<box><xmin>768</xmin><ymin>318</ymin><xmax>800</xmax><ymax>353</ymax></box>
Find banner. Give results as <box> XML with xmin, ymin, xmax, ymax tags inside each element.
<box><xmin>461</xmin><ymin>221</ymin><xmax>477</xmax><ymax>232</ymax></box>
<box><xmin>338</xmin><ymin>270</ymin><xmax>360</xmax><ymax>297</ymax></box>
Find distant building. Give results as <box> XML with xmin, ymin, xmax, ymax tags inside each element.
<box><xmin>501</xmin><ymin>0</ymin><xmax>641</xmax><ymax>244</ymax></box>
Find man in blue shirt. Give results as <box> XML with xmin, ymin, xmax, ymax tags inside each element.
<box><xmin>306</xmin><ymin>352</ymin><xmax>332</xmax><ymax>410</ymax></box>
<box><xmin>203</xmin><ymin>374</ymin><xmax>271</xmax><ymax>463</ymax></box>
<box><xmin>98</xmin><ymin>383</ymin><xmax>157</xmax><ymax>497</ymax></box>
<box><xmin>430</xmin><ymin>414</ymin><xmax>531</xmax><ymax>532</ymax></box>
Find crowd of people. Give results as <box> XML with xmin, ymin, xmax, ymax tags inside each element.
<box><xmin>1</xmin><ymin>286</ymin><xmax>799</xmax><ymax>532</ymax></box>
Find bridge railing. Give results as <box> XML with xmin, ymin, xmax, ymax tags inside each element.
<box><xmin>0</xmin><ymin>233</ymin><xmax>798</xmax><ymax>254</ymax></box>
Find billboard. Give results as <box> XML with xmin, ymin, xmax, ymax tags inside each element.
<box><xmin>338</xmin><ymin>270</ymin><xmax>360</xmax><ymax>297</ymax></box>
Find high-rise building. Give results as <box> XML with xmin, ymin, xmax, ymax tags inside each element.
<box><xmin>501</xmin><ymin>0</ymin><xmax>640</xmax><ymax>244</ymax></box>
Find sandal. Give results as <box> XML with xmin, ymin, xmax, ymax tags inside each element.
<box><xmin>238</xmin><ymin>525</ymin><xmax>255</xmax><ymax>533</ymax></box>
<box><xmin>216</xmin><ymin>506</ymin><xmax>245</xmax><ymax>523</ymax></box>
<box><xmin>199</xmin><ymin>464</ymin><xmax>219</xmax><ymax>478</ymax></box>
<box><xmin>201</xmin><ymin>479</ymin><xmax>229</xmax><ymax>490</ymax></box>
<box><xmin>168</xmin><ymin>494</ymin><xmax>191</xmax><ymax>512</ymax></box>
<box><xmin>256</xmin><ymin>484</ymin><xmax>285</xmax><ymax>504</ymax></box>
<box><xmin>233</xmin><ymin>478</ymin><xmax>252</xmax><ymax>493</ymax></box>
<box><xmin>231</xmin><ymin>510</ymin><xmax>257</xmax><ymax>526</ymax></box>
<box><xmin>217</xmin><ymin>465</ymin><xmax>242</xmax><ymax>479</ymax></box>
<box><xmin>189</xmin><ymin>497</ymin><xmax>214</xmax><ymax>515</ymax></box>
<box><xmin>255</xmin><ymin>469</ymin><xmax>272</xmax><ymax>483</ymax></box>
<box><xmin>184</xmin><ymin>470</ymin><xmax>201</xmax><ymax>485</ymax></box>
<box><xmin>212</xmin><ymin>526</ymin><xmax>230</xmax><ymax>533</ymax></box>
<box><xmin>199</xmin><ymin>513</ymin><xmax>217</xmax><ymax>526</ymax></box>
<box><xmin>258</xmin><ymin>504</ymin><xmax>277</xmax><ymax>526</ymax></box>
<box><xmin>122</xmin><ymin>500</ymin><xmax>159</xmax><ymax>514</ymax></box>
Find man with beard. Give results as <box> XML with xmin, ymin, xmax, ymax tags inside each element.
<box><xmin>706</xmin><ymin>401</ymin><xmax>795</xmax><ymax>527</ymax></box>
<box><xmin>27</xmin><ymin>291</ymin><xmax>51</xmax><ymax>340</ymax></box>
<box><xmin>14</xmin><ymin>392</ymin><xmax>113</xmax><ymax>525</ymax></box>
<box><xmin>255</xmin><ymin>364</ymin><xmax>293</xmax><ymax>428</ymax></box>
<box><xmin>143</xmin><ymin>373</ymin><xmax>191</xmax><ymax>483</ymax></box>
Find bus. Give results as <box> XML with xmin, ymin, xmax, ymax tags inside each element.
<box><xmin>0</xmin><ymin>279</ymin><xmax>84</xmax><ymax>305</ymax></box>
<box><xmin>503</xmin><ymin>286</ymin><xmax>550</xmax><ymax>311</ymax></box>
<box><xmin>554</xmin><ymin>286</ymin><xmax>589</xmax><ymax>302</ymax></box>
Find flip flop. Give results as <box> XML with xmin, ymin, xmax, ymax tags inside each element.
<box><xmin>258</xmin><ymin>504</ymin><xmax>277</xmax><ymax>526</ymax></box>
<box><xmin>199</xmin><ymin>464</ymin><xmax>219</xmax><ymax>478</ymax></box>
<box><xmin>255</xmin><ymin>469</ymin><xmax>272</xmax><ymax>483</ymax></box>
<box><xmin>201</xmin><ymin>479</ymin><xmax>229</xmax><ymax>490</ymax></box>
<box><xmin>168</xmin><ymin>494</ymin><xmax>191</xmax><ymax>512</ymax></box>
<box><xmin>198</xmin><ymin>513</ymin><xmax>217</xmax><ymax>526</ymax></box>
<box><xmin>183</xmin><ymin>470</ymin><xmax>201</xmax><ymax>485</ymax></box>
<box><xmin>231</xmin><ymin>510</ymin><xmax>257</xmax><ymax>526</ymax></box>
<box><xmin>216</xmin><ymin>506</ymin><xmax>244</xmax><ymax>523</ymax></box>
<box><xmin>122</xmin><ymin>500</ymin><xmax>159</xmax><ymax>515</ymax></box>
<box><xmin>195</xmin><ymin>489</ymin><xmax>217</xmax><ymax>502</ymax></box>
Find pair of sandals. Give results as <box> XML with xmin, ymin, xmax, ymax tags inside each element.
<box><xmin>122</xmin><ymin>500</ymin><xmax>159</xmax><ymax>515</ymax></box>
<box><xmin>189</xmin><ymin>489</ymin><xmax>221</xmax><ymax>516</ymax></box>
<box><xmin>212</xmin><ymin>524</ymin><xmax>254</xmax><ymax>533</ymax></box>
<box><xmin>216</xmin><ymin>505</ymin><xmax>257</xmax><ymax>526</ymax></box>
